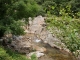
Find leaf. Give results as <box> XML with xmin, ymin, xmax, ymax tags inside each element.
<box><xmin>51</xmin><ymin>6</ymin><xmax>55</xmax><ymax>10</ymax></box>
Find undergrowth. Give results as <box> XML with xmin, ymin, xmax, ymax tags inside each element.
<box><xmin>0</xmin><ymin>46</ymin><xmax>28</xmax><ymax>60</ymax></box>
<box><xmin>0</xmin><ymin>46</ymin><xmax>37</xmax><ymax>60</ymax></box>
<box><xmin>46</xmin><ymin>15</ymin><xmax>80</xmax><ymax>53</ymax></box>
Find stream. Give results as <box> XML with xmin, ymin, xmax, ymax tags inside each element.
<box><xmin>33</xmin><ymin>40</ymin><xmax>77</xmax><ymax>60</ymax></box>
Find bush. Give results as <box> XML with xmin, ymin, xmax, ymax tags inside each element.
<box><xmin>46</xmin><ymin>15</ymin><xmax>80</xmax><ymax>52</ymax></box>
<box><xmin>0</xmin><ymin>0</ymin><xmax>42</xmax><ymax>36</ymax></box>
<box><xmin>0</xmin><ymin>46</ymin><xmax>27</xmax><ymax>60</ymax></box>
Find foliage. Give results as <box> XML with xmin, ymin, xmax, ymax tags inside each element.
<box><xmin>31</xmin><ymin>54</ymin><xmax>37</xmax><ymax>60</ymax></box>
<box><xmin>10</xmin><ymin>20</ymin><xmax>25</xmax><ymax>35</ymax></box>
<box><xmin>0</xmin><ymin>46</ymin><xmax>38</xmax><ymax>60</ymax></box>
<box><xmin>46</xmin><ymin>14</ymin><xmax>80</xmax><ymax>52</ymax></box>
<box><xmin>35</xmin><ymin>0</ymin><xmax>45</xmax><ymax>5</ymax></box>
<box><xmin>42</xmin><ymin>1</ymin><xmax>56</xmax><ymax>14</ymax></box>
<box><xmin>35</xmin><ymin>0</ymin><xmax>80</xmax><ymax>18</ymax></box>
<box><xmin>0</xmin><ymin>0</ymin><xmax>41</xmax><ymax>37</ymax></box>
<box><xmin>0</xmin><ymin>46</ymin><xmax>27</xmax><ymax>60</ymax></box>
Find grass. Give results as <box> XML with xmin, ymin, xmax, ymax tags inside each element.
<box><xmin>0</xmin><ymin>46</ymin><xmax>28</xmax><ymax>60</ymax></box>
<box><xmin>0</xmin><ymin>45</ymin><xmax>37</xmax><ymax>60</ymax></box>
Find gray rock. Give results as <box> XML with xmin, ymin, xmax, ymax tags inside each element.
<box><xmin>27</xmin><ymin>51</ymin><xmax>45</xmax><ymax>59</ymax></box>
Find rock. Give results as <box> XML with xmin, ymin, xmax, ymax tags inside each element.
<box><xmin>0</xmin><ymin>39</ymin><xmax>3</xmax><ymax>41</ymax></box>
<box><xmin>38</xmin><ymin>55</ymin><xmax>53</xmax><ymax>60</ymax></box>
<box><xmin>24</xmin><ymin>30</ymin><xmax>29</xmax><ymax>33</ymax></box>
<box><xmin>77</xmin><ymin>55</ymin><xmax>80</xmax><ymax>60</ymax></box>
<box><xmin>12</xmin><ymin>35</ymin><xmax>23</xmax><ymax>40</ymax></box>
<box><xmin>28</xmin><ymin>15</ymin><xmax>45</xmax><ymax>34</ymax></box>
<box><xmin>44</xmin><ymin>40</ymin><xmax>48</xmax><ymax>43</ymax></box>
<box><xmin>29</xmin><ymin>17</ymin><xmax>33</xmax><ymax>25</ymax></box>
<box><xmin>35</xmin><ymin>47</ymin><xmax>46</xmax><ymax>52</ymax></box>
<box><xmin>4</xmin><ymin>34</ymin><xmax>12</xmax><ymax>38</ymax></box>
<box><xmin>34</xmin><ymin>39</ymin><xmax>41</xmax><ymax>43</ymax></box>
<box><xmin>10</xmin><ymin>37</ymin><xmax>33</xmax><ymax>54</ymax></box>
<box><xmin>32</xmin><ymin>45</ymin><xmax>46</xmax><ymax>52</ymax></box>
<box><xmin>27</xmin><ymin>51</ymin><xmax>45</xmax><ymax>58</ymax></box>
<box><xmin>73</xmin><ymin>50</ymin><xmax>80</xmax><ymax>60</ymax></box>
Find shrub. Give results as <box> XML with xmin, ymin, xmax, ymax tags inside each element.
<box><xmin>0</xmin><ymin>46</ymin><xmax>28</xmax><ymax>60</ymax></box>
<box><xmin>46</xmin><ymin>15</ymin><xmax>80</xmax><ymax>52</ymax></box>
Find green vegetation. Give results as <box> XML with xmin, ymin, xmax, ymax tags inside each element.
<box><xmin>46</xmin><ymin>15</ymin><xmax>80</xmax><ymax>52</ymax></box>
<box><xmin>0</xmin><ymin>0</ymin><xmax>41</xmax><ymax>37</ymax></box>
<box><xmin>0</xmin><ymin>0</ymin><xmax>80</xmax><ymax>36</ymax></box>
<box><xmin>38</xmin><ymin>0</ymin><xmax>80</xmax><ymax>55</ymax></box>
<box><xmin>0</xmin><ymin>0</ymin><xmax>80</xmax><ymax>59</ymax></box>
<box><xmin>0</xmin><ymin>46</ymin><xmax>27</xmax><ymax>60</ymax></box>
<box><xmin>30</xmin><ymin>54</ymin><xmax>37</xmax><ymax>60</ymax></box>
<box><xmin>35</xmin><ymin>0</ymin><xmax>80</xmax><ymax>18</ymax></box>
<box><xmin>0</xmin><ymin>46</ymin><xmax>37</xmax><ymax>60</ymax></box>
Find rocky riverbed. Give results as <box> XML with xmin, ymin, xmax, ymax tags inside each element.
<box><xmin>1</xmin><ymin>16</ymin><xmax>78</xmax><ymax>60</ymax></box>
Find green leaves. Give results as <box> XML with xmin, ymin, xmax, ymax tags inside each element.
<box><xmin>0</xmin><ymin>0</ymin><xmax>41</xmax><ymax>36</ymax></box>
<box><xmin>46</xmin><ymin>15</ymin><xmax>80</xmax><ymax>52</ymax></box>
<box><xmin>51</xmin><ymin>6</ymin><xmax>55</xmax><ymax>10</ymax></box>
<box><xmin>0</xmin><ymin>46</ymin><xmax>28</xmax><ymax>60</ymax></box>
<box><xmin>31</xmin><ymin>54</ymin><xmax>37</xmax><ymax>60</ymax></box>
<box><xmin>10</xmin><ymin>20</ymin><xmax>25</xmax><ymax>35</ymax></box>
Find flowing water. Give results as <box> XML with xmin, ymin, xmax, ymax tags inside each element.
<box><xmin>34</xmin><ymin>41</ymin><xmax>77</xmax><ymax>60</ymax></box>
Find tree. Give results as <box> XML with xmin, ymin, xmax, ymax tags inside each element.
<box><xmin>0</xmin><ymin>0</ymin><xmax>40</xmax><ymax>37</ymax></box>
<box><xmin>36</xmin><ymin>0</ymin><xmax>80</xmax><ymax>17</ymax></box>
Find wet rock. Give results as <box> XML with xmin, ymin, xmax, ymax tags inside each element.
<box><xmin>27</xmin><ymin>51</ymin><xmax>45</xmax><ymax>58</ymax></box>
<box><xmin>38</xmin><ymin>56</ymin><xmax>53</xmax><ymax>60</ymax></box>
<box><xmin>32</xmin><ymin>45</ymin><xmax>46</xmax><ymax>52</ymax></box>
